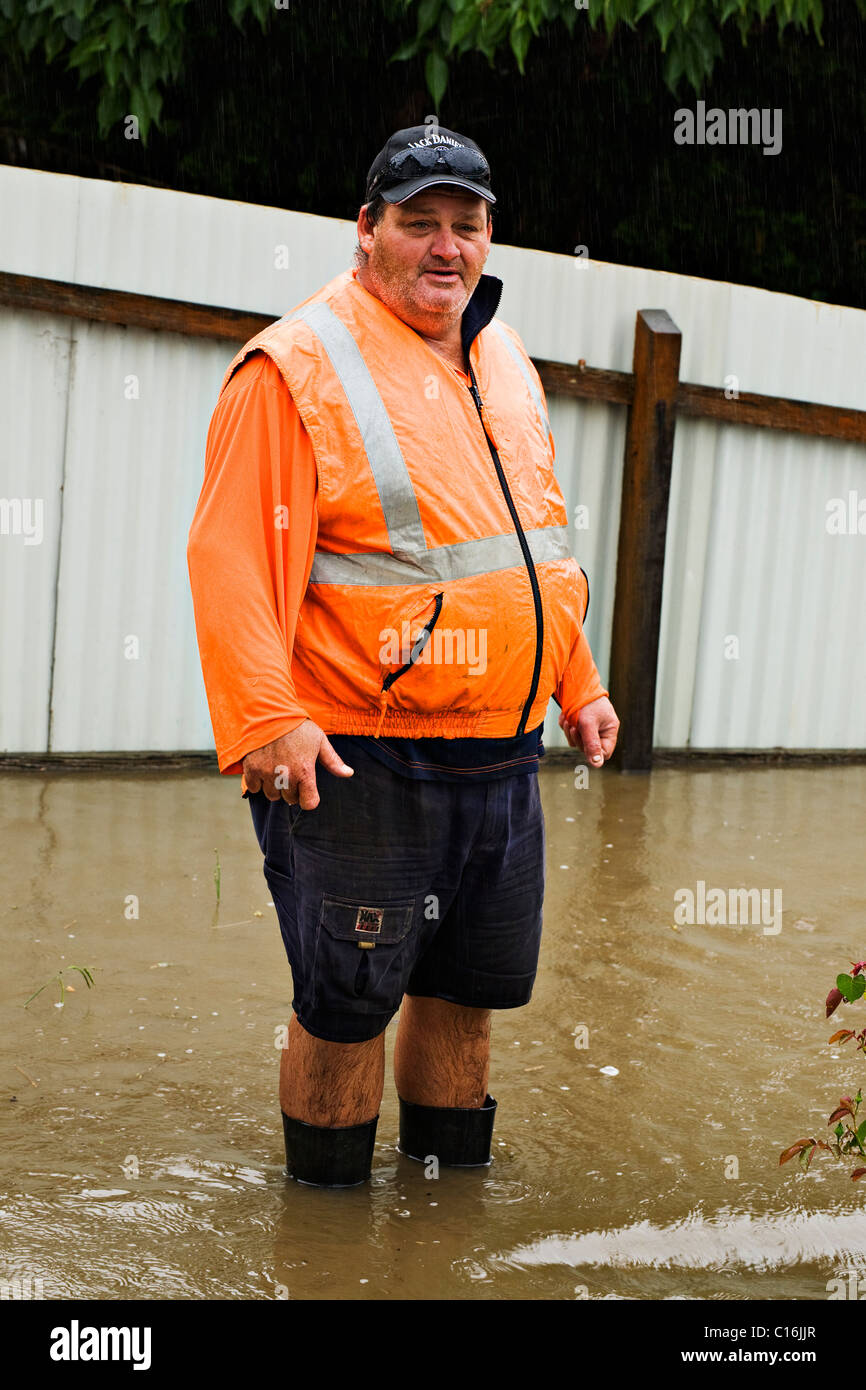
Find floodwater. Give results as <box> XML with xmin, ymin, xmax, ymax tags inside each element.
<box><xmin>1</xmin><ymin>762</ymin><xmax>865</xmax><ymax>1301</ymax></box>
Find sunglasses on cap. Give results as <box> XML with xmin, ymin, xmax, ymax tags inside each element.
<box><xmin>368</xmin><ymin>142</ymin><xmax>494</xmax><ymax>201</ymax></box>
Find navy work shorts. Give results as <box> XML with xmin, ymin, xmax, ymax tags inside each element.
<box><xmin>247</xmin><ymin>741</ymin><xmax>546</xmax><ymax>1043</ymax></box>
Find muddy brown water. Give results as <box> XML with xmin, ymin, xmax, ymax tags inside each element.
<box><xmin>1</xmin><ymin>763</ymin><xmax>865</xmax><ymax>1301</ymax></box>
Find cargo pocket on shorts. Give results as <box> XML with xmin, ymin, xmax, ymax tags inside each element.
<box><xmin>313</xmin><ymin>894</ymin><xmax>416</xmax><ymax>1016</ymax></box>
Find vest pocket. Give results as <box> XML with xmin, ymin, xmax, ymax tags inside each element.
<box><xmin>378</xmin><ymin>590</ymin><xmax>445</xmax><ymax>690</ymax></box>
<box><xmin>313</xmin><ymin>894</ymin><xmax>416</xmax><ymax>1016</ymax></box>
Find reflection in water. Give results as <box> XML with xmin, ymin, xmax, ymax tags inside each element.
<box><xmin>498</xmin><ymin>1208</ymin><xmax>866</xmax><ymax>1272</ymax></box>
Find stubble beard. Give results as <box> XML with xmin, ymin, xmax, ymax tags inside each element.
<box><xmin>366</xmin><ymin>242</ymin><xmax>473</xmax><ymax>334</ymax></box>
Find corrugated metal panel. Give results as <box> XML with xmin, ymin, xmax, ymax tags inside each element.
<box><xmin>49</xmin><ymin>322</ymin><xmax>228</xmax><ymax>752</ymax></box>
<box><xmin>0</xmin><ymin>310</ymin><xmax>72</xmax><ymax>751</ymax></box>
<box><xmin>2</xmin><ymin>164</ymin><xmax>865</xmax><ymax>754</ymax></box>
<box><xmin>540</xmin><ymin>393</ymin><xmax>624</xmax><ymax>752</ymax></box>
<box><xmin>683</xmin><ymin>428</ymin><xmax>866</xmax><ymax>748</ymax></box>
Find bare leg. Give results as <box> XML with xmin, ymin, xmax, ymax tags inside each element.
<box><xmin>393</xmin><ymin>995</ymin><xmax>492</xmax><ymax>1107</ymax></box>
<box><xmin>280</xmin><ymin>1012</ymin><xmax>384</xmax><ymax>1127</ymax></box>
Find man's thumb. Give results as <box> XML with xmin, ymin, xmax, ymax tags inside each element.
<box><xmin>581</xmin><ymin>728</ymin><xmax>604</xmax><ymax>766</ymax></box>
<box><xmin>317</xmin><ymin>734</ymin><xmax>354</xmax><ymax>777</ymax></box>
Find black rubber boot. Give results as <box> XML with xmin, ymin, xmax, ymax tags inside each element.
<box><xmin>398</xmin><ymin>1094</ymin><xmax>497</xmax><ymax>1167</ymax></box>
<box><xmin>281</xmin><ymin>1111</ymin><xmax>378</xmax><ymax>1187</ymax></box>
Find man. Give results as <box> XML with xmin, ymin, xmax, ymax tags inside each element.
<box><xmin>187</xmin><ymin>125</ymin><xmax>619</xmax><ymax>1188</ymax></box>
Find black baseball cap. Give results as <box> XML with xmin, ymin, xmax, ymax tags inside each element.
<box><xmin>364</xmin><ymin>125</ymin><xmax>496</xmax><ymax>206</ymax></box>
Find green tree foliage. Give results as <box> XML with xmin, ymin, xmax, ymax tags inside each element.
<box><xmin>0</xmin><ymin>0</ymin><xmax>271</xmax><ymax>141</ymax></box>
<box><xmin>385</xmin><ymin>0</ymin><xmax>855</xmax><ymax>105</ymax></box>
<box><xmin>2</xmin><ymin>0</ymin><xmax>860</xmax><ymax>141</ymax></box>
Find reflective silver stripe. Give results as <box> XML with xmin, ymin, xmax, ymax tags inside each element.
<box><xmin>293</xmin><ymin>303</ymin><xmax>426</xmax><ymax>557</ymax></box>
<box><xmin>309</xmin><ymin>524</ymin><xmax>572</xmax><ymax>586</ymax></box>
<box><xmin>490</xmin><ymin>319</ymin><xmax>550</xmax><ymax>440</ymax></box>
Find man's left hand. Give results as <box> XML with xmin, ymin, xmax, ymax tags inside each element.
<box><xmin>559</xmin><ymin>696</ymin><xmax>620</xmax><ymax>766</ymax></box>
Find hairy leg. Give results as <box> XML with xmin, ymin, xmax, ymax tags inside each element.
<box><xmin>393</xmin><ymin>995</ymin><xmax>492</xmax><ymax>1107</ymax></box>
<box><xmin>280</xmin><ymin>1012</ymin><xmax>385</xmax><ymax>1127</ymax></box>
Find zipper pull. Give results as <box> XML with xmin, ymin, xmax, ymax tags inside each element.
<box><xmin>469</xmin><ymin>381</ymin><xmax>483</xmax><ymax>413</ymax></box>
<box><xmin>373</xmin><ymin>690</ymin><xmax>389</xmax><ymax>740</ymax></box>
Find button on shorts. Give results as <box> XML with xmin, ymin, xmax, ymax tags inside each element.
<box><xmin>247</xmin><ymin>740</ymin><xmax>546</xmax><ymax>1043</ymax></box>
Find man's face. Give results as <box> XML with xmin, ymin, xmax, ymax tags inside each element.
<box><xmin>356</xmin><ymin>188</ymin><xmax>492</xmax><ymax>334</ymax></box>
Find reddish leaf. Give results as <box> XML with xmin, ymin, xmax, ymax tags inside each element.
<box><xmin>827</xmin><ymin>987</ymin><xmax>844</xmax><ymax>1017</ymax></box>
<box><xmin>828</xmin><ymin>1107</ymin><xmax>853</xmax><ymax>1126</ymax></box>
<box><xmin>780</xmin><ymin>1139</ymin><xmax>816</xmax><ymax>1165</ymax></box>
<box><xmin>851</xmin><ymin>1169</ymin><xmax>866</xmax><ymax>1181</ymax></box>
<box><xmin>851</xmin><ymin>962</ymin><xmax>866</xmax><ymax>976</ymax></box>
<box><xmin>829</xmin><ymin>1030</ymin><xmax>855</xmax><ymax>1044</ymax></box>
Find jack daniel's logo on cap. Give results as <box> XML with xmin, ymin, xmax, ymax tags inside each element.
<box><xmin>406</xmin><ymin>133</ymin><xmax>464</xmax><ymax>150</ymax></box>
<box><xmin>365</xmin><ymin>124</ymin><xmax>496</xmax><ymax>206</ymax></box>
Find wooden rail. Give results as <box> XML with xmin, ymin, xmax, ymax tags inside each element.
<box><xmin>2</xmin><ymin>270</ymin><xmax>864</xmax><ymax>444</ymax></box>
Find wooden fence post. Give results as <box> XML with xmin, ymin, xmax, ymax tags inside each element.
<box><xmin>609</xmin><ymin>309</ymin><xmax>682</xmax><ymax>771</ymax></box>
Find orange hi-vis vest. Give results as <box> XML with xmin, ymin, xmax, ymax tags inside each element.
<box><xmin>218</xmin><ymin>268</ymin><xmax>600</xmax><ymax>740</ymax></box>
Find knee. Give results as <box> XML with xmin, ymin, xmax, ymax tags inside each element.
<box><xmin>405</xmin><ymin>995</ymin><xmax>491</xmax><ymax>1041</ymax></box>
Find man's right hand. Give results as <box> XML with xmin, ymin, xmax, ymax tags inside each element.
<box><xmin>242</xmin><ymin>720</ymin><xmax>354</xmax><ymax>808</ymax></box>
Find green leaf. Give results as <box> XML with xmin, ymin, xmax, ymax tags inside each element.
<box><xmin>389</xmin><ymin>37</ymin><xmax>421</xmax><ymax>61</ymax></box>
<box><xmin>417</xmin><ymin>0</ymin><xmax>442</xmax><ymax>40</ymax></box>
<box><xmin>448</xmin><ymin>3</ymin><xmax>479</xmax><ymax>49</ymax></box>
<box><xmin>837</xmin><ymin>972</ymin><xmax>857</xmax><ymax>1002</ymax></box>
<box><xmin>103</xmin><ymin>45</ymin><xmax>121</xmax><ymax>85</ymax></box>
<box><xmin>67</xmin><ymin>34</ymin><xmax>108</xmax><ymax>67</ymax></box>
<box><xmin>147</xmin><ymin>8</ymin><xmax>171</xmax><ymax>44</ymax></box>
<box><xmin>96</xmin><ymin>81</ymin><xmax>126</xmax><ymax>136</ymax></box>
<box><xmin>424</xmin><ymin>47</ymin><xmax>448</xmax><ymax>107</ymax></box>
<box><xmin>509</xmin><ymin>17</ymin><xmax>531</xmax><ymax>69</ymax></box>
<box><xmin>663</xmin><ymin>37</ymin><xmax>685</xmax><ymax>88</ymax></box>
<box><xmin>106</xmin><ymin>12</ymin><xmax>126</xmax><ymax>53</ymax></box>
<box><xmin>18</xmin><ymin>14</ymin><xmax>49</xmax><ymax>56</ymax></box>
<box><xmin>653</xmin><ymin>0</ymin><xmax>677</xmax><ymax>50</ymax></box>
<box><xmin>44</xmin><ymin>25</ymin><xmax>66</xmax><ymax>63</ymax></box>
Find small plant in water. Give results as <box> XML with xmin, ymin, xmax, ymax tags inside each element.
<box><xmin>214</xmin><ymin>848</ymin><xmax>221</xmax><ymax>904</ymax></box>
<box><xmin>25</xmin><ymin>964</ymin><xmax>95</xmax><ymax>1009</ymax></box>
<box><xmin>780</xmin><ymin>960</ymin><xmax>866</xmax><ymax>1182</ymax></box>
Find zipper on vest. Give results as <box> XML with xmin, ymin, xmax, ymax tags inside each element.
<box><xmin>374</xmin><ymin>592</ymin><xmax>445</xmax><ymax>738</ymax></box>
<box><xmin>467</xmin><ymin>364</ymin><xmax>543</xmax><ymax>738</ymax></box>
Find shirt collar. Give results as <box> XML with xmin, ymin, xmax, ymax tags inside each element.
<box><xmin>461</xmin><ymin>274</ymin><xmax>503</xmax><ymax>357</ymax></box>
